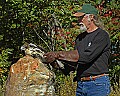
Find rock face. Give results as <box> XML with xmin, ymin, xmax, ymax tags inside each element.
<box><xmin>5</xmin><ymin>55</ymin><xmax>55</xmax><ymax>96</ymax></box>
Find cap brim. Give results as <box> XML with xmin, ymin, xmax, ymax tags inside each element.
<box><xmin>73</xmin><ymin>12</ymin><xmax>85</xmax><ymax>17</ymax></box>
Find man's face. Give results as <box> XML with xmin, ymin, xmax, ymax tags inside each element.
<box><xmin>78</xmin><ymin>14</ymin><xmax>91</xmax><ymax>31</ymax></box>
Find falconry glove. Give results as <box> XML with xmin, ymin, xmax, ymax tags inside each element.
<box><xmin>43</xmin><ymin>50</ymin><xmax>79</xmax><ymax>63</ymax></box>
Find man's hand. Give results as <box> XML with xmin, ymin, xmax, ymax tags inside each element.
<box><xmin>43</xmin><ymin>52</ymin><xmax>59</xmax><ymax>63</ymax></box>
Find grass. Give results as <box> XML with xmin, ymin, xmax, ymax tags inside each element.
<box><xmin>110</xmin><ymin>87</ymin><xmax>120</xmax><ymax>96</ymax></box>
<box><xmin>110</xmin><ymin>90</ymin><xmax>120</xmax><ymax>96</ymax></box>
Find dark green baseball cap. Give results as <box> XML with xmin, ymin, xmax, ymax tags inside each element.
<box><xmin>73</xmin><ymin>4</ymin><xmax>98</xmax><ymax>17</ymax></box>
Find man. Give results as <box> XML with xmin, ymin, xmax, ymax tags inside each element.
<box><xmin>44</xmin><ymin>4</ymin><xmax>111</xmax><ymax>96</ymax></box>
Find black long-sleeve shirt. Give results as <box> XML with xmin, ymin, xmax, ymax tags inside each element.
<box><xmin>75</xmin><ymin>28</ymin><xmax>111</xmax><ymax>78</ymax></box>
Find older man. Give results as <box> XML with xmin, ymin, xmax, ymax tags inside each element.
<box><xmin>44</xmin><ymin>4</ymin><xmax>111</xmax><ymax>96</ymax></box>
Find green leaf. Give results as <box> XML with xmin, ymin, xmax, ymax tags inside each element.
<box><xmin>11</xmin><ymin>24</ymin><xmax>16</xmax><ymax>28</ymax></box>
<box><xmin>0</xmin><ymin>35</ymin><xmax>3</xmax><ymax>41</ymax></box>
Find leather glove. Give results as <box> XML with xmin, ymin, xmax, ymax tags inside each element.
<box><xmin>44</xmin><ymin>50</ymin><xmax>79</xmax><ymax>63</ymax></box>
<box><xmin>43</xmin><ymin>52</ymin><xmax>59</xmax><ymax>63</ymax></box>
<box><xmin>58</xmin><ymin>50</ymin><xmax>79</xmax><ymax>62</ymax></box>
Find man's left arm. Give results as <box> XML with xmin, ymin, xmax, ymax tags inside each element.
<box><xmin>44</xmin><ymin>50</ymin><xmax>79</xmax><ymax>63</ymax></box>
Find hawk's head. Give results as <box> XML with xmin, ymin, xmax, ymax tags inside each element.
<box><xmin>21</xmin><ymin>43</ymin><xmax>46</xmax><ymax>62</ymax></box>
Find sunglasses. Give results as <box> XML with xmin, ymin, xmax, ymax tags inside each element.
<box><xmin>78</xmin><ymin>14</ymin><xmax>91</xmax><ymax>22</ymax></box>
<box><xmin>78</xmin><ymin>14</ymin><xmax>86</xmax><ymax>22</ymax></box>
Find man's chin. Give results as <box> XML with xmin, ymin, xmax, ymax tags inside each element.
<box><xmin>79</xmin><ymin>23</ymin><xmax>87</xmax><ymax>31</ymax></box>
<box><xmin>80</xmin><ymin>27</ymin><xmax>87</xmax><ymax>31</ymax></box>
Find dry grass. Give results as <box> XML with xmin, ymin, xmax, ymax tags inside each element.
<box><xmin>55</xmin><ymin>72</ymin><xmax>77</xmax><ymax>96</ymax></box>
<box><xmin>110</xmin><ymin>87</ymin><xmax>120</xmax><ymax>96</ymax></box>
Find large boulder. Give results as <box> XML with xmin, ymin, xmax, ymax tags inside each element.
<box><xmin>4</xmin><ymin>55</ymin><xmax>55</xmax><ymax>96</ymax></box>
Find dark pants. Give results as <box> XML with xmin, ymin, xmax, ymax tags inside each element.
<box><xmin>76</xmin><ymin>75</ymin><xmax>111</xmax><ymax>96</ymax></box>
